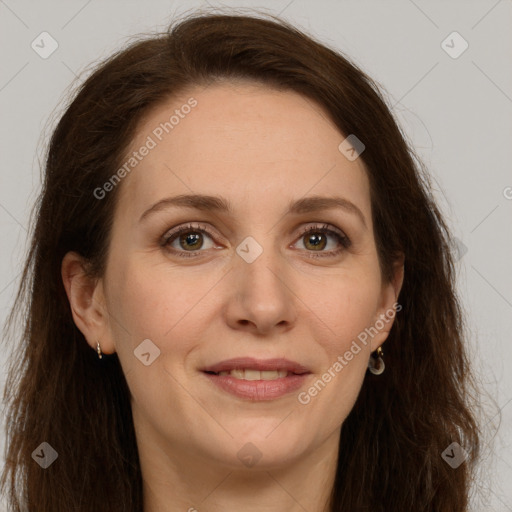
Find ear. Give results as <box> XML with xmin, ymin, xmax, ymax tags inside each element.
<box><xmin>61</xmin><ymin>251</ymin><xmax>116</xmax><ymax>355</ymax></box>
<box><xmin>370</xmin><ymin>252</ymin><xmax>405</xmax><ymax>350</ymax></box>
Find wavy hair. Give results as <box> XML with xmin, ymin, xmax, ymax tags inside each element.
<box><xmin>1</xmin><ymin>10</ymin><xmax>482</xmax><ymax>511</ymax></box>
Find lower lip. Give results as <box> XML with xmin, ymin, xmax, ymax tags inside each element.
<box><xmin>202</xmin><ymin>372</ymin><xmax>310</xmax><ymax>401</ymax></box>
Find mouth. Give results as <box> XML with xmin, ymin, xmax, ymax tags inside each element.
<box><xmin>200</xmin><ymin>357</ymin><xmax>312</xmax><ymax>401</ymax></box>
<box><xmin>204</xmin><ymin>369</ymin><xmax>301</xmax><ymax>380</ymax></box>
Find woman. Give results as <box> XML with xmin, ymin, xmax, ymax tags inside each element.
<box><xmin>0</xmin><ymin>11</ymin><xmax>481</xmax><ymax>511</ymax></box>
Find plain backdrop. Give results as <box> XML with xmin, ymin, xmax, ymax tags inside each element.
<box><xmin>1</xmin><ymin>1</ymin><xmax>511</xmax><ymax>510</ymax></box>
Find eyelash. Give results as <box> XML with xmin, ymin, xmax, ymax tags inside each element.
<box><xmin>161</xmin><ymin>222</ymin><xmax>351</xmax><ymax>259</ymax></box>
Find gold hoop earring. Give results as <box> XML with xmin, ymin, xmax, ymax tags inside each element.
<box><xmin>368</xmin><ymin>346</ymin><xmax>384</xmax><ymax>375</ymax></box>
<box><xmin>96</xmin><ymin>341</ymin><xmax>103</xmax><ymax>359</ymax></box>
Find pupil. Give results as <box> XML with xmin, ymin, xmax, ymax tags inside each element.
<box><xmin>306</xmin><ymin>233</ymin><xmax>326</xmax><ymax>250</ymax></box>
<box><xmin>181</xmin><ymin>232</ymin><xmax>202</xmax><ymax>250</ymax></box>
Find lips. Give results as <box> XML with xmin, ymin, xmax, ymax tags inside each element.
<box><xmin>200</xmin><ymin>357</ymin><xmax>311</xmax><ymax>400</ymax></box>
<box><xmin>201</xmin><ymin>357</ymin><xmax>311</xmax><ymax>375</ymax></box>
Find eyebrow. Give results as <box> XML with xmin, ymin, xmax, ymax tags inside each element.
<box><xmin>138</xmin><ymin>193</ymin><xmax>367</xmax><ymax>228</ymax></box>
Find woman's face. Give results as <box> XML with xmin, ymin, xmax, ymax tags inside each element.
<box><xmin>75</xmin><ymin>81</ymin><xmax>402</xmax><ymax>470</ymax></box>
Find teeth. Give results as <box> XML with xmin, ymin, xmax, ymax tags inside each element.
<box><xmin>242</xmin><ymin>369</ymin><xmax>260</xmax><ymax>381</ymax></box>
<box><xmin>217</xmin><ymin>369</ymin><xmax>290</xmax><ymax>380</ymax></box>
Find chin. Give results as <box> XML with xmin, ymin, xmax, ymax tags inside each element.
<box><xmin>194</xmin><ymin>424</ymin><xmax>306</xmax><ymax>470</ymax></box>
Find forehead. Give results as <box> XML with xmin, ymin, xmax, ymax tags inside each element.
<box><xmin>115</xmin><ymin>81</ymin><xmax>370</xmax><ymax>221</ymax></box>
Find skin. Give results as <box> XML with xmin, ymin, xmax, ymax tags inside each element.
<box><xmin>62</xmin><ymin>81</ymin><xmax>404</xmax><ymax>512</ymax></box>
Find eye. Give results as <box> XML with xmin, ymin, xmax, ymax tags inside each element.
<box><xmin>161</xmin><ymin>222</ymin><xmax>351</xmax><ymax>260</ymax></box>
<box><xmin>161</xmin><ymin>223</ymin><xmax>219</xmax><ymax>258</ymax></box>
<box><xmin>293</xmin><ymin>223</ymin><xmax>351</xmax><ymax>258</ymax></box>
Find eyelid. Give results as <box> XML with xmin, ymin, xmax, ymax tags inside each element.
<box><xmin>295</xmin><ymin>222</ymin><xmax>348</xmax><ymax>240</ymax></box>
<box><xmin>161</xmin><ymin>222</ymin><xmax>221</xmax><ymax>243</ymax></box>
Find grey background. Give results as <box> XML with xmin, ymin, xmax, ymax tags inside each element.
<box><xmin>1</xmin><ymin>0</ymin><xmax>511</xmax><ymax>510</ymax></box>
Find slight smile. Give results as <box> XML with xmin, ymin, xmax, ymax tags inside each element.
<box><xmin>201</xmin><ymin>357</ymin><xmax>312</xmax><ymax>401</ymax></box>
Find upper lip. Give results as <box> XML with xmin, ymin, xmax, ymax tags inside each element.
<box><xmin>201</xmin><ymin>357</ymin><xmax>311</xmax><ymax>375</ymax></box>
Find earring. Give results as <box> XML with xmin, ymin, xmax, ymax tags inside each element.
<box><xmin>96</xmin><ymin>341</ymin><xmax>103</xmax><ymax>359</ymax></box>
<box><xmin>368</xmin><ymin>346</ymin><xmax>384</xmax><ymax>375</ymax></box>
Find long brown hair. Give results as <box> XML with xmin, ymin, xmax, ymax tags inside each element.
<box><xmin>1</xmin><ymin>10</ymin><xmax>482</xmax><ymax>511</ymax></box>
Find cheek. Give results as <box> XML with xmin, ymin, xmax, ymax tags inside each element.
<box><xmin>301</xmin><ymin>269</ymin><xmax>382</xmax><ymax>351</ymax></box>
<box><xmin>104</xmin><ymin>260</ymin><xmax>206</xmax><ymax>415</ymax></box>
<box><xmin>105</xmin><ymin>256</ymin><xmax>218</xmax><ymax>365</ymax></box>
<box><xmin>109</xmin><ymin>257</ymin><xmax>190</xmax><ymax>330</ymax></box>
<box><xmin>294</xmin><ymin>276</ymin><xmax>379</xmax><ymax>434</ymax></box>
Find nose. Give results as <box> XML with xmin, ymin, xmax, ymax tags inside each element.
<box><xmin>224</xmin><ymin>240</ymin><xmax>298</xmax><ymax>336</ymax></box>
